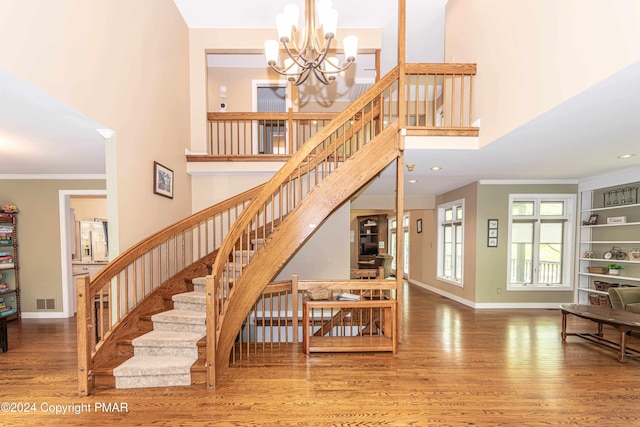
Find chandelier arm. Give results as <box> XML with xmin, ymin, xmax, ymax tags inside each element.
<box><xmin>311</xmin><ymin>67</ymin><xmax>333</xmax><ymax>85</ymax></box>
<box><xmin>267</xmin><ymin>63</ymin><xmax>294</xmax><ymax>77</ymax></box>
<box><xmin>281</xmin><ymin>41</ymin><xmax>313</xmax><ymax>71</ymax></box>
<box><xmin>295</xmin><ymin>68</ymin><xmax>313</xmax><ymax>85</ymax></box>
<box><xmin>322</xmin><ymin>57</ymin><xmax>356</xmax><ymax>74</ymax></box>
<box><xmin>309</xmin><ymin>35</ymin><xmax>333</xmax><ymax>69</ymax></box>
<box><xmin>268</xmin><ymin>61</ymin><xmax>313</xmax><ymax>86</ymax></box>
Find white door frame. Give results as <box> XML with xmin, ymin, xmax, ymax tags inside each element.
<box><xmin>58</xmin><ymin>189</ymin><xmax>107</xmax><ymax>318</ymax></box>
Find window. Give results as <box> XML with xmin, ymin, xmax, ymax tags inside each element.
<box><xmin>388</xmin><ymin>215</ymin><xmax>410</xmax><ymax>276</ymax></box>
<box><xmin>437</xmin><ymin>200</ymin><xmax>464</xmax><ymax>285</ymax></box>
<box><xmin>507</xmin><ymin>194</ymin><xmax>576</xmax><ymax>290</ymax></box>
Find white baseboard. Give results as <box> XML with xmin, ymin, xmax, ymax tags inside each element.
<box><xmin>21</xmin><ymin>311</ymin><xmax>73</xmax><ymax>319</ymax></box>
<box><xmin>408</xmin><ymin>279</ymin><xmax>563</xmax><ymax>309</ymax></box>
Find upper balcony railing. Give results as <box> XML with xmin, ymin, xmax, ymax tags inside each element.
<box><xmin>195</xmin><ymin>63</ymin><xmax>477</xmax><ymax>160</ymax></box>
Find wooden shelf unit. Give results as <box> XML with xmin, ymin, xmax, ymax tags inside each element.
<box><xmin>0</xmin><ymin>211</ymin><xmax>19</xmax><ymax>321</ymax></box>
<box><xmin>356</xmin><ymin>214</ymin><xmax>387</xmax><ymax>265</ymax></box>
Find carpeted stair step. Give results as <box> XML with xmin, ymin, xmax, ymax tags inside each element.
<box><xmin>172</xmin><ymin>291</ymin><xmax>206</xmax><ymax>312</ymax></box>
<box><xmin>132</xmin><ymin>330</ymin><xmax>204</xmax><ymax>358</ymax></box>
<box><xmin>233</xmin><ymin>249</ymin><xmax>254</xmax><ymax>264</ymax></box>
<box><xmin>192</xmin><ymin>276</ymin><xmax>234</xmax><ymax>295</ymax></box>
<box><xmin>192</xmin><ymin>277</ymin><xmax>206</xmax><ymax>293</ymax></box>
<box><xmin>113</xmin><ymin>355</ymin><xmax>197</xmax><ymax>389</ymax></box>
<box><xmin>251</xmin><ymin>238</ymin><xmax>265</xmax><ymax>250</ymax></box>
<box><xmin>151</xmin><ymin>309</ymin><xmax>206</xmax><ymax>334</ymax></box>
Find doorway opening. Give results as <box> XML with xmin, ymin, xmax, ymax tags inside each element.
<box><xmin>58</xmin><ymin>190</ymin><xmax>107</xmax><ymax>317</ymax></box>
<box><xmin>252</xmin><ymin>80</ymin><xmax>288</xmax><ymax>154</ymax></box>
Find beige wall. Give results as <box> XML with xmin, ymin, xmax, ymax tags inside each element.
<box><xmin>412</xmin><ymin>181</ymin><xmax>579</xmax><ymax>306</ymax></box>
<box><xmin>445</xmin><ymin>0</ymin><xmax>640</xmax><ymax>146</ymax></box>
<box><xmin>0</xmin><ymin>0</ymin><xmax>192</xmax><ymax>251</ymax></box>
<box><xmin>427</xmin><ymin>182</ymin><xmax>478</xmax><ymax>302</ymax></box>
<box><xmin>276</xmin><ymin>204</ymin><xmax>351</xmax><ymax>281</ymax></box>
<box><xmin>190</xmin><ymin>174</ymin><xmax>274</xmax><ymax>213</ymax></box>
<box><xmin>475</xmin><ymin>182</ymin><xmax>578</xmax><ymax>304</ymax></box>
<box><xmin>207</xmin><ymin>67</ymin><xmax>283</xmax><ymax>113</ymax></box>
<box><xmin>189</xmin><ymin>28</ymin><xmax>382</xmax><ymax>153</ymax></box>
<box><xmin>70</xmin><ymin>197</ymin><xmax>107</xmax><ymax>222</ymax></box>
<box><xmin>1</xmin><ymin>179</ymin><xmax>106</xmax><ymax>313</ymax></box>
<box><xmin>408</xmin><ymin>209</ymin><xmax>431</xmax><ymax>282</ymax></box>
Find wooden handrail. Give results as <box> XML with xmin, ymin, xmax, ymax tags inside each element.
<box><xmin>203</xmin><ymin>63</ymin><xmax>477</xmax><ymax>159</ymax></box>
<box><xmin>77</xmin><ymin>184</ymin><xmax>264</xmax><ymax>396</ymax></box>
<box><xmin>207</xmin><ymin>66</ymin><xmax>402</xmax><ymax>388</ymax></box>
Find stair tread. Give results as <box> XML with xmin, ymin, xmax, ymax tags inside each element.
<box><xmin>172</xmin><ymin>291</ymin><xmax>206</xmax><ymax>303</ymax></box>
<box><xmin>116</xmin><ymin>332</ymin><xmax>148</xmax><ymax>345</ymax></box>
<box><xmin>132</xmin><ymin>330</ymin><xmax>205</xmax><ymax>347</ymax></box>
<box><xmin>191</xmin><ymin>277</ymin><xmax>207</xmax><ymax>286</ymax></box>
<box><xmin>114</xmin><ymin>355</ymin><xmax>197</xmax><ymax>376</ymax></box>
<box><xmin>151</xmin><ymin>309</ymin><xmax>206</xmax><ymax>324</ymax></box>
<box><xmin>94</xmin><ymin>357</ymin><xmax>130</xmax><ymax>374</ymax></box>
<box><xmin>139</xmin><ymin>309</ymin><xmax>169</xmax><ymax>321</ymax></box>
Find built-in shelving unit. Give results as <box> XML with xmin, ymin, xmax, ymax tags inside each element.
<box><xmin>576</xmin><ymin>183</ymin><xmax>640</xmax><ymax>305</ymax></box>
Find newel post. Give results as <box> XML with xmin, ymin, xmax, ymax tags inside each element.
<box><xmin>206</xmin><ymin>274</ymin><xmax>217</xmax><ymax>391</ymax></box>
<box><xmin>76</xmin><ymin>275</ymin><xmax>92</xmax><ymax>396</ymax></box>
<box><xmin>291</xmin><ymin>274</ymin><xmax>299</xmax><ymax>343</ymax></box>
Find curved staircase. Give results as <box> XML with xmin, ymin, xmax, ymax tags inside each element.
<box><xmin>79</xmin><ymin>63</ymin><xmax>478</xmax><ymax>393</ymax></box>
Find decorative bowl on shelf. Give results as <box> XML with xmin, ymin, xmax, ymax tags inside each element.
<box><xmin>587</xmin><ymin>266</ymin><xmax>609</xmax><ymax>274</ymax></box>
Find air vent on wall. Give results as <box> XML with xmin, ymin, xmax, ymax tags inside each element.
<box><xmin>36</xmin><ymin>298</ymin><xmax>56</xmax><ymax>310</ymax></box>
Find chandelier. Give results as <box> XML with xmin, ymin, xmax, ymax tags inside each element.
<box><xmin>264</xmin><ymin>0</ymin><xmax>358</xmax><ymax>86</ymax></box>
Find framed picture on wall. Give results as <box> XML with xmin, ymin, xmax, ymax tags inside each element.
<box><xmin>153</xmin><ymin>161</ymin><xmax>174</xmax><ymax>199</ymax></box>
<box><xmin>417</xmin><ymin>218</ymin><xmax>422</xmax><ymax>233</ymax></box>
<box><xmin>487</xmin><ymin>219</ymin><xmax>498</xmax><ymax>247</ymax></box>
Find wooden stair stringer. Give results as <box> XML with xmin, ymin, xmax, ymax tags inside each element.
<box><xmin>91</xmin><ymin>251</ymin><xmax>215</xmax><ymax>369</ymax></box>
<box><xmin>214</xmin><ymin>123</ymin><xmax>401</xmax><ymax>381</ymax></box>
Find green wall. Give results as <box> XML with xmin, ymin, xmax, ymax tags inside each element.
<box><xmin>1</xmin><ymin>179</ymin><xmax>106</xmax><ymax>314</ymax></box>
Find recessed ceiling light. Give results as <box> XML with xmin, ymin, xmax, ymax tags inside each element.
<box><xmin>617</xmin><ymin>153</ymin><xmax>636</xmax><ymax>159</ymax></box>
<box><xmin>408</xmin><ymin>179</ymin><xmax>418</xmax><ymax>184</ymax></box>
<box><xmin>430</xmin><ymin>166</ymin><xmax>442</xmax><ymax>171</ymax></box>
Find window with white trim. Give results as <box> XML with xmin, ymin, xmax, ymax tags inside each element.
<box><xmin>507</xmin><ymin>194</ymin><xmax>576</xmax><ymax>290</ymax></box>
<box><xmin>437</xmin><ymin>199</ymin><xmax>464</xmax><ymax>286</ymax></box>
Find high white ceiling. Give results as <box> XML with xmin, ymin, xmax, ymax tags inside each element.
<box><xmin>1</xmin><ymin>0</ymin><xmax>638</xmax><ymax>200</ymax></box>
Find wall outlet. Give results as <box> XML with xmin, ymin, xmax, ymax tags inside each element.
<box><xmin>497</xmin><ymin>288</ymin><xmax>502</xmax><ymax>294</ymax></box>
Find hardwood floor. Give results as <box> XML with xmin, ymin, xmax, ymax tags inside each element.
<box><xmin>2</xmin><ymin>282</ymin><xmax>639</xmax><ymax>426</ymax></box>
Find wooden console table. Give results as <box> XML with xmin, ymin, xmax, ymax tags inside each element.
<box><xmin>560</xmin><ymin>303</ymin><xmax>640</xmax><ymax>362</ymax></box>
<box><xmin>302</xmin><ymin>297</ymin><xmax>397</xmax><ymax>354</ymax></box>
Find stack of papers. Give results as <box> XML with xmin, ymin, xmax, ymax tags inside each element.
<box><xmin>336</xmin><ymin>293</ymin><xmax>361</xmax><ymax>301</ymax></box>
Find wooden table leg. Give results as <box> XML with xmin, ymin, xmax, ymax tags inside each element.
<box><xmin>597</xmin><ymin>322</ymin><xmax>603</xmax><ymax>337</ymax></box>
<box><xmin>0</xmin><ymin>316</ymin><xmax>7</xmax><ymax>352</ymax></box>
<box><xmin>619</xmin><ymin>327</ymin><xmax>629</xmax><ymax>363</ymax></box>
<box><xmin>561</xmin><ymin>311</ymin><xmax>567</xmax><ymax>341</ymax></box>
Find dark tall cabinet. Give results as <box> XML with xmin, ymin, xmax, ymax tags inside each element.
<box><xmin>357</xmin><ymin>214</ymin><xmax>388</xmax><ymax>266</ymax></box>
